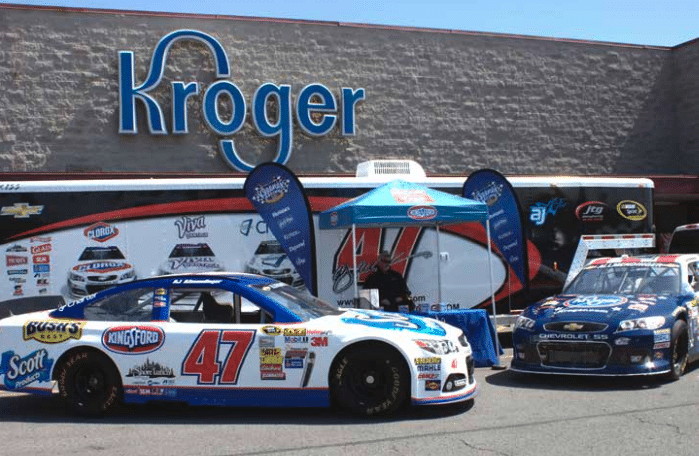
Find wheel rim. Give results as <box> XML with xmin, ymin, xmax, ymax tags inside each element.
<box><xmin>74</xmin><ymin>364</ymin><xmax>108</xmax><ymax>404</ymax></box>
<box><xmin>347</xmin><ymin>358</ymin><xmax>391</xmax><ymax>404</ymax></box>
<box><xmin>673</xmin><ymin>332</ymin><xmax>688</xmax><ymax>375</ymax></box>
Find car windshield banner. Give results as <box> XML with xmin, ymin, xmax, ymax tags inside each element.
<box><xmin>244</xmin><ymin>163</ymin><xmax>318</xmax><ymax>295</ymax></box>
<box><xmin>463</xmin><ymin>169</ymin><xmax>529</xmax><ymax>291</ymax></box>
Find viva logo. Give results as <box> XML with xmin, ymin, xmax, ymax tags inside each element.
<box><xmin>118</xmin><ymin>30</ymin><xmax>366</xmax><ymax>172</ymax></box>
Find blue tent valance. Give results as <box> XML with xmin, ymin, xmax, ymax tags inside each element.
<box><xmin>318</xmin><ymin>180</ymin><xmax>488</xmax><ymax>229</ymax></box>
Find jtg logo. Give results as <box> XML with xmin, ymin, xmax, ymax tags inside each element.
<box><xmin>118</xmin><ymin>30</ymin><xmax>366</xmax><ymax>172</ymax></box>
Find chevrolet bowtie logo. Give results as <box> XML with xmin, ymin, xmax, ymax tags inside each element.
<box><xmin>1</xmin><ymin>203</ymin><xmax>44</xmax><ymax>219</ymax></box>
<box><xmin>563</xmin><ymin>323</ymin><xmax>585</xmax><ymax>331</ymax></box>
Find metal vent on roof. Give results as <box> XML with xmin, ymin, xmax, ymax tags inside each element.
<box><xmin>355</xmin><ymin>160</ymin><xmax>426</xmax><ymax>180</ymax></box>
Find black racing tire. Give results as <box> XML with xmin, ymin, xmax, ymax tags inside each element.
<box><xmin>667</xmin><ymin>320</ymin><xmax>689</xmax><ymax>381</ymax></box>
<box><xmin>329</xmin><ymin>344</ymin><xmax>410</xmax><ymax>416</ymax></box>
<box><xmin>56</xmin><ymin>350</ymin><xmax>122</xmax><ymax>417</ymax></box>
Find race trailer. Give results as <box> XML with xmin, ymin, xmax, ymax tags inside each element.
<box><xmin>0</xmin><ymin>160</ymin><xmax>654</xmax><ymax>316</ymax></box>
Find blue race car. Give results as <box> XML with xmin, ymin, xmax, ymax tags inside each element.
<box><xmin>512</xmin><ymin>254</ymin><xmax>699</xmax><ymax>379</ymax></box>
<box><xmin>0</xmin><ymin>272</ymin><xmax>476</xmax><ymax>416</ymax></box>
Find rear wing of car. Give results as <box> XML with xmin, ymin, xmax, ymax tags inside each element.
<box><xmin>564</xmin><ymin>234</ymin><xmax>656</xmax><ymax>288</ymax></box>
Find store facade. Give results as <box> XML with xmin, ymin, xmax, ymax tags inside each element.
<box><xmin>1</xmin><ymin>4</ymin><xmax>699</xmax><ymax>232</ymax></box>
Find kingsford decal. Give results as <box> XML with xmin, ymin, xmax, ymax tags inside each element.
<box><xmin>118</xmin><ymin>30</ymin><xmax>366</xmax><ymax>172</ymax></box>
<box><xmin>407</xmin><ymin>206</ymin><xmax>438</xmax><ymax>221</ymax></box>
<box><xmin>102</xmin><ymin>325</ymin><xmax>165</xmax><ymax>354</ymax></box>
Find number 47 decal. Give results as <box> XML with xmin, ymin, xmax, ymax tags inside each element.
<box><xmin>182</xmin><ymin>330</ymin><xmax>255</xmax><ymax>384</ymax></box>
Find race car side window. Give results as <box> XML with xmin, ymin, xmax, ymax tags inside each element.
<box><xmin>83</xmin><ymin>287</ymin><xmax>155</xmax><ymax>322</ymax></box>
<box><xmin>167</xmin><ymin>289</ymin><xmax>272</xmax><ymax>324</ymax></box>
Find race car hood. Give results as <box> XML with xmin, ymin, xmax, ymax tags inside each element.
<box><xmin>337</xmin><ymin>309</ymin><xmax>452</xmax><ymax>337</ymax></box>
<box><xmin>526</xmin><ymin>293</ymin><xmax>688</xmax><ymax>323</ymax></box>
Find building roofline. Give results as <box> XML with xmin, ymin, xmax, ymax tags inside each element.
<box><xmin>0</xmin><ymin>3</ymin><xmax>678</xmax><ymax>50</ymax></box>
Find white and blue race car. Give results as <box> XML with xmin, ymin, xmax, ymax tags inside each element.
<box><xmin>512</xmin><ymin>254</ymin><xmax>699</xmax><ymax>379</ymax></box>
<box><xmin>0</xmin><ymin>272</ymin><xmax>476</xmax><ymax>416</ymax></box>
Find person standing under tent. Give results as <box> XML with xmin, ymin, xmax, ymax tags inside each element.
<box><xmin>363</xmin><ymin>250</ymin><xmax>414</xmax><ymax>313</ymax></box>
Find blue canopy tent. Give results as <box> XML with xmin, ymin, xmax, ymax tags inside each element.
<box><xmin>318</xmin><ymin>179</ymin><xmax>502</xmax><ymax>366</ymax></box>
<box><xmin>318</xmin><ymin>179</ymin><xmax>494</xmax><ymax>309</ymax></box>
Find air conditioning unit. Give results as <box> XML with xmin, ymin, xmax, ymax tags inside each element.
<box><xmin>355</xmin><ymin>160</ymin><xmax>427</xmax><ymax>181</ymax></box>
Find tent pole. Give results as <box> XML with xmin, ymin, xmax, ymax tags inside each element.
<box><xmin>352</xmin><ymin>223</ymin><xmax>359</xmax><ymax>306</ymax></box>
<box><xmin>486</xmin><ymin>218</ymin><xmax>504</xmax><ymax>369</ymax></box>
<box><xmin>436</xmin><ymin>224</ymin><xmax>442</xmax><ymax>303</ymax></box>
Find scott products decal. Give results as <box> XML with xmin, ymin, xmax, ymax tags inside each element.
<box><xmin>0</xmin><ymin>349</ymin><xmax>54</xmax><ymax>390</ymax></box>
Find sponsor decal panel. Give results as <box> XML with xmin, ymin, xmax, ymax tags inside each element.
<box><xmin>84</xmin><ymin>222</ymin><xmax>119</xmax><ymax>242</ymax></box>
<box><xmin>102</xmin><ymin>325</ymin><xmax>165</xmax><ymax>354</ymax></box>
<box><xmin>617</xmin><ymin>200</ymin><xmax>647</xmax><ymax>221</ymax></box>
<box><xmin>575</xmin><ymin>201</ymin><xmax>608</xmax><ymax>222</ymax></box>
<box><xmin>23</xmin><ymin>320</ymin><xmax>85</xmax><ymax>343</ymax></box>
<box><xmin>0</xmin><ymin>349</ymin><xmax>54</xmax><ymax>390</ymax></box>
<box><xmin>529</xmin><ymin>198</ymin><xmax>567</xmax><ymax>226</ymax></box>
<box><xmin>1</xmin><ymin>203</ymin><xmax>43</xmax><ymax>219</ymax></box>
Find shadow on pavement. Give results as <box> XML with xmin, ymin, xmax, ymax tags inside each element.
<box><xmin>483</xmin><ymin>362</ymin><xmax>699</xmax><ymax>392</ymax></box>
<box><xmin>0</xmin><ymin>392</ymin><xmax>474</xmax><ymax>424</ymax></box>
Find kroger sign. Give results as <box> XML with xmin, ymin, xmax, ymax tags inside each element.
<box><xmin>118</xmin><ymin>30</ymin><xmax>366</xmax><ymax>172</ymax></box>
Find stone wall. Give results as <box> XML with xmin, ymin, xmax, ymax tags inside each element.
<box><xmin>0</xmin><ymin>5</ymin><xmax>695</xmax><ymax>176</ymax></box>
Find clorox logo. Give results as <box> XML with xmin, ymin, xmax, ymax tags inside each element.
<box><xmin>102</xmin><ymin>325</ymin><xmax>165</xmax><ymax>354</ymax></box>
<box><xmin>407</xmin><ymin>206</ymin><xmax>437</xmax><ymax>220</ymax></box>
<box><xmin>84</xmin><ymin>222</ymin><xmax>119</xmax><ymax>242</ymax></box>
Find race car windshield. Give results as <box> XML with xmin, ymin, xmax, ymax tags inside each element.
<box><xmin>564</xmin><ymin>264</ymin><xmax>681</xmax><ymax>295</ymax></box>
<box><xmin>78</xmin><ymin>247</ymin><xmax>126</xmax><ymax>261</ymax></box>
<box><xmin>251</xmin><ymin>283</ymin><xmax>343</xmax><ymax>321</ymax></box>
<box><xmin>170</xmin><ymin>244</ymin><xmax>215</xmax><ymax>257</ymax></box>
<box><xmin>255</xmin><ymin>242</ymin><xmax>284</xmax><ymax>254</ymax></box>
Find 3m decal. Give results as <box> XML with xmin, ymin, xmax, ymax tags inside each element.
<box><xmin>181</xmin><ymin>329</ymin><xmax>255</xmax><ymax>384</ymax></box>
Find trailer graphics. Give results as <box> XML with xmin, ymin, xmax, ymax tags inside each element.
<box><xmin>0</xmin><ymin>167</ymin><xmax>654</xmax><ymax>314</ymax></box>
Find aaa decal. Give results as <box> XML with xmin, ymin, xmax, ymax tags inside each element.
<box><xmin>102</xmin><ymin>325</ymin><xmax>165</xmax><ymax>354</ymax></box>
<box><xmin>23</xmin><ymin>320</ymin><xmax>85</xmax><ymax>344</ymax></box>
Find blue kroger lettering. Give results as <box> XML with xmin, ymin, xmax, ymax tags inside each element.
<box><xmin>119</xmin><ymin>30</ymin><xmax>366</xmax><ymax>172</ymax></box>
